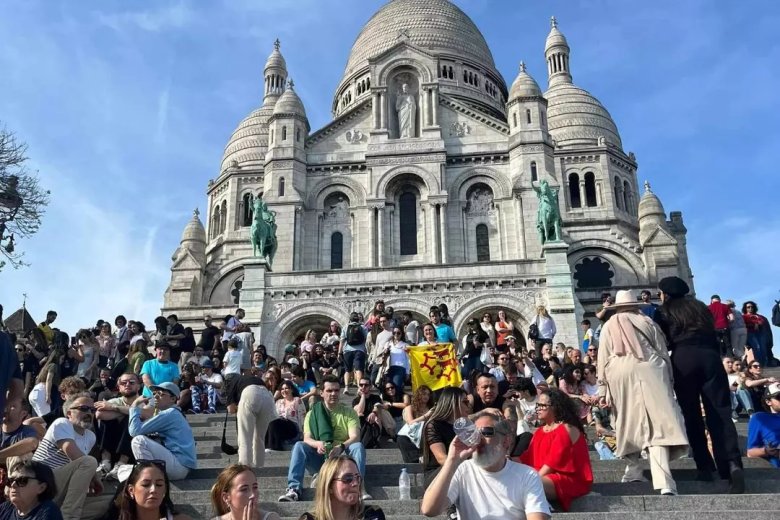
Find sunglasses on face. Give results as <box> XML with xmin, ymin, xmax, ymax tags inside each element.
<box><xmin>7</xmin><ymin>476</ymin><xmax>37</xmax><ymax>488</ymax></box>
<box><xmin>385</xmin><ymin>386</ymin><xmax>395</xmax><ymax>391</ymax></box>
<box><xmin>153</xmin><ymin>391</ymin><xmax>174</xmax><ymax>398</ymax></box>
<box><xmin>70</xmin><ymin>405</ymin><xmax>96</xmax><ymax>413</ymax></box>
<box><xmin>359</xmin><ymin>383</ymin><xmax>371</xmax><ymax>387</ymax></box>
<box><xmin>477</xmin><ymin>426</ymin><xmax>498</xmax><ymax>437</ymax></box>
<box><xmin>118</xmin><ymin>380</ymin><xmax>136</xmax><ymax>386</ymax></box>
<box><xmin>333</xmin><ymin>473</ymin><xmax>362</xmax><ymax>485</ymax></box>
<box><xmin>751</xmin><ymin>364</ymin><xmax>761</xmax><ymax>368</ymax></box>
<box><xmin>136</xmin><ymin>459</ymin><xmax>166</xmax><ymax>470</ymax></box>
<box><xmin>535</xmin><ymin>403</ymin><xmax>551</xmax><ymax>410</ymax></box>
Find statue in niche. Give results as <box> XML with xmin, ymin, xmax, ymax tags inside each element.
<box><xmin>465</xmin><ymin>187</ymin><xmax>494</xmax><ymax>216</ymax></box>
<box><xmin>533</xmin><ymin>180</ymin><xmax>563</xmax><ymax>244</ymax></box>
<box><xmin>325</xmin><ymin>196</ymin><xmax>349</xmax><ymax>221</ymax></box>
<box><xmin>395</xmin><ymin>83</ymin><xmax>416</xmax><ymax>138</ymax></box>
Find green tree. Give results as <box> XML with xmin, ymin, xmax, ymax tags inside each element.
<box><xmin>0</xmin><ymin>126</ymin><xmax>50</xmax><ymax>270</ymax></box>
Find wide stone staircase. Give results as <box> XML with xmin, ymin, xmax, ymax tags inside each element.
<box><xmin>168</xmin><ymin>388</ymin><xmax>780</xmax><ymax>520</ymax></box>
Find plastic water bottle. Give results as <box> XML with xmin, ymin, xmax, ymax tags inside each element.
<box><xmin>453</xmin><ymin>417</ymin><xmax>482</xmax><ymax>447</ymax></box>
<box><xmin>398</xmin><ymin>467</ymin><xmax>411</xmax><ymax>500</ymax></box>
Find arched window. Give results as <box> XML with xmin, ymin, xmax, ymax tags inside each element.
<box><xmin>220</xmin><ymin>200</ymin><xmax>227</xmax><ymax>233</ymax></box>
<box><xmin>568</xmin><ymin>173</ymin><xmax>581</xmax><ymax>208</ymax></box>
<box><xmin>526</xmin><ymin>109</ymin><xmax>532</xmax><ymax>124</ymax></box>
<box><xmin>399</xmin><ymin>191</ymin><xmax>417</xmax><ymax>255</ymax></box>
<box><xmin>584</xmin><ymin>172</ymin><xmax>597</xmax><ymax>207</ymax></box>
<box><xmin>448</xmin><ymin>67</ymin><xmax>453</xmax><ymax>79</ymax></box>
<box><xmin>530</xmin><ymin>161</ymin><xmax>538</xmax><ymax>182</ymax></box>
<box><xmin>614</xmin><ymin>176</ymin><xmax>622</xmax><ymax>210</ymax></box>
<box><xmin>463</xmin><ymin>70</ymin><xmax>468</xmax><ymax>83</ymax></box>
<box><xmin>242</xmin><ymin>193</ymin><xmax>253</xmax><ymax>226</ymax></box>
<box><xmin>623</xmin><ymin>180</ymin><xmax>631</xmax><ymax>214</ymax></box>
<box><xmin>278</xmin><ymin>177</ymin><xmax>285</xmax><ymax>197</ymax></box>
<box><xmin>476</xmin><ymin>224</ymin><xmax>490</xmax><ymax>262</ymax></box>
<box><xmin>296</xmin><ymin>128</ymin><xmax>301</xmax><ymax>142</ymax></box>
<box><xmin>270</xmin><ymin>129</ymin><xmax>274</xmax><ymax>144</ymax></box>
<box><xmin>330</xmin><ymin>232</ymin><xmax>343</xmax><ymax>269</ymax></box>
<box><xmin>513</xmin><ymin>112</ymin><xmax>517</xmax><ymax>128</ymax></box>
<box><xmin>282</xmin><ymin>126</ymin><xmax>287</xmax><ymax>141</ymax></box>
<box><xmin>212</xmin><ymin>205</ymin><xmax>221</xmax><ymax>239</ymax></box>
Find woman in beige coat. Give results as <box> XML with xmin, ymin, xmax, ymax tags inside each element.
<box><xmin>597</xmin><ymin>290</ymin><xmax>689</xmax><ymax>496</ymax></box>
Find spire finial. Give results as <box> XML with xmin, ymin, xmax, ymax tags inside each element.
<box><xmin>287</xmin><ymin>78</ymin><xmax>294</xmax><ymax>89</ymax></box>
<box><xmin>193</xmin><ymin>208</ymin><xmax>200</xmax><ymax>218</ymax></box>
<box><xmin>551</xmin><ymin>16</ymin><xmax>558</xmax><ymax>29</ymax></box>
<box><xmin>519</xmin><ymin>61</ymin><xmax>527</xmax><ymax>73</ymax></box>
<box><xmin>644</xmin><ymin>180</ymin><xmax>652</xmax><ymax>193</ymax></box>
<box><xmin>273</xmin><ymin>38</ymin><xmax>280</xmax><ymax>51</ymax></box>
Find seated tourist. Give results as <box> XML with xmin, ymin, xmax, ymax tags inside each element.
<box><xmin>88</xmin><ymin>369</ymin><xmax>116</xmax><ymax>402</ymax></box>
<box><xmin>352</xmin><ymin>377</ymin><xmax>395</xmax><ymax>448</ymax></box>
<box><xmin>725</xmin><ymin>357</ymin><xmax>754</xmax><ymax>417</ymax></box>
<box><xmin>379</xmin><ymin>380</ymin><xmax>409</xmax><ymax>430</ymax></box>
<box><xmin>746</xmin><ymin>382</ymin><xmax>780</xmax><ymax>467</ymax></box>
<box><xmin>279</xmin><ymin>376</ymin><xmax>366</xmax><ymax>503</ymax></box>
<box><xmin>127</xmin><ymin>382</ymin><xmax>197</xmax><ymax>481</ymax></box>
<box><xmin>190</xmin><ymin>359</ymin><xmax>223</xmax><ymax>414</ymax></box>
<box><xmin>744</xmin><ymin>361</ymin><xmax>778</xmax><ymax>411</ymax></box>
<box><xmin>139</xmin><ymin>344</ymin><xmax>180</xmax><ymax>398</ymax></box>
<box><xmin>291</xmin><ymin>366</ymin><xmax>318</xmax><ymax>405</ymax></box>
<box><xmin>0</xmin><ymin>460</ymin><xmax>63</xmax><ymax>520</ymax></box>
<box><xmin>519</xmin><ymin>389</ymin><xmax>593</xmax><ymax>511</ymax></box>
<box><xmin>398</xmin><ymin>385</ymin><xmax>434</xmax><ymax>463</ymax></box>
<box><xmin>470</xmin><ymin>373</ymin><xmax>504</xmax><ymax>413</ymax></box>
<box><xmin>298</xmin><ymin>455</ymin><xmax>385</xmax><ymax>520</ymax></box>
<box><xmin>209</xmin><ymin>464</ymin><xmax>281</xmax><ymax>520</ymax></box>
<box><xmin>1</xmin><ymin>398</ymin><xmax>40</xmax><ymax>472</ymax></box>
<box><xmin>40</xmin><ymin>377</ymin><xmax>86</xmax><ymax>427</ymax></box>
<box><xmin>422</xmin><ymin>386</ymin><xmax>470</xmax><ymax>487</ymax></box>
<box><xmin>501</xmin><ymin>377</ymin><xmax>538</xmax><ymax>456</ymax></box>
<box><xmin>100</xmin><ymin>459</ymin><xmax>190</xmax><ymax>520</ymax></box>
<box><xmin>312</xmin><ymin>346</ymin><xmax>343</xmax><ymax>383</ymax></box>
<box><xmin>421</xmin><ymin>410</ymin><xmax>551</xmax><ymax>520</ymax></box>
<box><xmin>31</xmin><ymin>393</ymin><xmax>112</xmax><ymax>520</ymax></box>
<box><xmin>266</xmin><ymin>380</ymin><xmax>306</xmax><ymax>451</ymax></box>
<box><xmin>94</xmin><ymin>373</ymin><xmax>149</xmax><ymax>480</ymax></box>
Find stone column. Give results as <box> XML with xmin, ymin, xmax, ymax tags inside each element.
<box><xmin>377</xmin><ymin>205</ymin><xmax>385</xmax><ymax>268</ymax></box>
<box><xmin>241</xmin><ymin>258</ymin><xmax>269</xmax><ymax>325</ymax></box>
<box><xmin>429</xmin><ymin>203</ymin><xmax>439</xmax><ymax>263</ymax></box>
<box><xmin>542</xmin><ymin>241</ymin><xmax>580</xmax><ymax>348</ymax></box>
<box><xmin>368</xmin><ymin>206</ymin><xmax>376</xmax><ymax>267</ymax></box>
<box><xmin>438</xmin><ymin>203</ymin><xmax>448</xmax><ymax>264</ymax></box>
<box><xmin>579</xmin><ymin>180</ymin><xmax>587</xmax><ymax>208</ymax></box>
<box><xmin>372</xmin><ymin>92</ymin><xmax>380</xmax><ymax>130</ymax></box>
<box><xmin>419</xmin><ymin>88</ymin><xmax>428</xmax><ymax>129</ymax></box>
<box><xmin>379</xmin><ymin>92</ymin><xmax>386</xmax><ymax>130</ymax></box>
<box><xmin>293</xmin><ymin>207</ymin><xmax>303</xmax><ymax>271</ymax></box>
<box><xmin>514</xmin><ymin>193</ymin><xmax>527</xmax><ymax>259</ymax></box>
<box><xmin>432</xmin><ymin>88</ymin><xmax>439</xmax><ymax>126</ymax></box>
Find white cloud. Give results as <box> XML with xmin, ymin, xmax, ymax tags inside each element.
<box><xmin>97</xmin><ymin>2</ymin><xmax>194</xmax><ymax>33</ymax></box>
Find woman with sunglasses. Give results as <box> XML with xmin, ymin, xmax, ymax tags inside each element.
<box><xmin>0</xmin><ymin>461</ymin><xmax>62</xmax><ymax>520</ymax></box>
<box><xmin>298</xmin><ymin>455</ymin><xmax>385</xmax><ymax>520</ymax></box>
<box><xmin>744</xmin><ymin>361</ymin><xmax>779</xmax><ymax>411</ymax></box>
<box><xmin>384</xmin><ymin>327</ymin><xmax>409</xmax><ymax>393</ymax></box>
<box><xmin>210</xmin><ymin>464</ymin><xmax>280</xmax><ymax>520</ymax></box>
<box><xmin>518</xmin><ymin>389</ymin><xmax>592</xmax><ymax>511</ymax></box>
<box><xmin>101</xmin><ymin>459</ymin><xmax>190</xmax><ymax>520</ymax></box>
<box><xmin>742</xmin><ymin>301</ymin><xmax>773</xmax><ymax>366</ymax></box>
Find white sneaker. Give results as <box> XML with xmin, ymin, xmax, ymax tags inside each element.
<box><xmin>99</xmin><ymin>459</ymin><xmax>112</xmax><ymax>474</ymax></box>
<box><xmin>660</xmin><ymin>488</ymin><xmax>677</xmax><ymax>496</ymax></box>
<box><xmin>278</xmin><ymin>488</ymin><xmax>300</xmax><ymax>502</ymax></box>
<box><xmin>105</xmin><ymin>464</ymin><xmax>123</xmax><ymax>481</ymax></box>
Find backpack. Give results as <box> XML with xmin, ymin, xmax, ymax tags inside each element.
<box><xmin>345</xmin><ymin>323</ymin><xmax>365</xmax><ymax>346</ymax></box>
<box><xmin>772</xmin><ymin>301</ymin><xmax>780</xmax><ymax>327</ymax></box>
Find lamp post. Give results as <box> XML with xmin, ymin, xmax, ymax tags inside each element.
<box><xmin>0</xmin><ymin>175</ymin><xmax>22</xmax><ymax>253</ymax></box>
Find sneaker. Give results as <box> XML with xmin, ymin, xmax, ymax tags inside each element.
<box><xmin>343</xmin><ymin>389</ymin><xmax>351</xmax><ymax>395</ymax></box>
<box><xmin>621</xmin><ymin>464</ymin><xmax>648</xmax><ymax>483</ymax></box>
<box><xmin>660</xmin><ymin>488</ymin><xmax>677</xmax><ymax>496</ymax></box>
<box><xmin>208</xmin><ymin>407</ymin><xmax>217</xmax><ymax>414</ymax></box>
<box><xmin>99</xmin><ymin>459</ymin><xmax>112</xmax><ymax>474</ymax></box>
<box><xmin>361</xmin><ymin>492</ymin><xmax>373</xmax><ymax>501</ymax></box>
<box><xmin>187</xmin><ymin>408</ymin><xmax>201</xmax><ymax>415</ymax></box>
<box><xmin>278</xmin><ymin>488</ymin><xmax>300</xmax><ymax>502</ymax></box>
<box><xmin>105</xmin><ymin>464</ymin><xmax>123</xmax><ymax>481</ymax></box>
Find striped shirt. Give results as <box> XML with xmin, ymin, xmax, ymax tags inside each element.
<box><xmin>32</xmin><ymin>418</ymin><xmax>96</xmax><ymax>469</ymax></box>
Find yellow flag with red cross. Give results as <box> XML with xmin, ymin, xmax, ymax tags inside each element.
<box><xmin>408</xmin><ymin>343</ymin><xmax>462</xmax><ymax>391</ymax></box>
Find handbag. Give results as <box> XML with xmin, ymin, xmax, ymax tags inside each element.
<box><xmin>221</xmin><ymin>409</ymin><xmax>238</xmax><ymax>455</ymax></box>
<box><xmin>528</xmin><ymin>317</ymin><xmax>540</xmax><ymax>340</ymax></box>
<box><xmin>397</xmin><ymin>421</ymin><xmax>423</xmax><ymax>448</ymax></box>
<box><xmin>479</xmin><ymin>345</ymin><xmax>492</xmax><ymax>366</ymax></box>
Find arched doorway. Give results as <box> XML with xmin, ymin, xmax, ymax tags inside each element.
<box><xmin>278</xmin><ymin>314</ymin><xmax>340</xmax><ymax>352</ymax></box>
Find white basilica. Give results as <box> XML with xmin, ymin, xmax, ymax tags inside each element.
<box><xmin>162</xmin><ymin>0</ymin><xmax>693</xmax><ymax>354</ymax></box>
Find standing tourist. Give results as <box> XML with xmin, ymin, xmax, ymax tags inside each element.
<box><xmin>530</xmin><ymin>306</ymin><xmax>556</xmax><ymax>350</ymax></box>
<box><xmin>339</xmin><ymin>313</ymin><xmax>367</xmax><ymax>395</ymax></box>
<box><xmin>708</xmin><ymin>295</ymin><xmax>734</xmax><ymax>356</ymax></box>
<box><xmin>225</xmin><ymin>371</ymin><xmax>277</xmax><ymax>468</ymax></box>
<box><xmin>725</xmin><ymin>300</ymin><xmax>747</xmax><ymax>360</ymax></box>
<box><xmin>494</xmin><ymin>310</ymin><xmax>514</xmax><ymax>352</ymax></box>
<box><xmin>598</xmin><ymin>290</ymin><xmax>688</xmax><ymax>495</ymax></box>
<box><xmin>480</xmin><ymin>313</ymin><xmax>496</xmax><ymax>350</ymax></box>
<box><xmin>743</xmin><ymin>301</ymin><xmax>773</xmax><ymax>366</ymax></box>
<box><xmin>654</xmin><ymin>277</ymin><xmax>744</xmax><ymax>492</ymax></box>
<box><xmin>384</xmin><ymin>326</ymin><xmax>409</xmax><ymax>393</ymax></box>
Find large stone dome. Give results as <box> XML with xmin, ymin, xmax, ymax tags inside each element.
<box><xmin>220</xmin><ymin>105</ymin><xmax>273</xmax><ymax>172</ymax></box>
<box><xmin>544</xmin><ymin>84</ymin><xmax>622</xmax><ymax>149</ymax></box>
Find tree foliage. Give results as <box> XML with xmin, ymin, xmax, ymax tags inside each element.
<box><xmin>0</xmin><ymin>126</ymin><xmax>50</xmax><ymax>270</ymax></box>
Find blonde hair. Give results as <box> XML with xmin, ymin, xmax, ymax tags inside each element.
<box><xmin>536</xmin><ymin>305</ymin><xmax>549</xmax><ymax>317</ymax></box>
<box><xmin>210</xmin><ymin>464</ymin><xmax>254</xmax><ymax>516</ymax></box>
<box><xmin>313</xmin><ymin>456</ymin><xmax>363</xmax><ymax>520</ymax></box>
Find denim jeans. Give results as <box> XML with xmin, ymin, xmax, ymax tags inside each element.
<box><xmin>386</xmin><ymin>366</ymin><xmax>406</xmax><ymax>393</ymax></box>
<box><xmin>191</xmin><ymin>383</ymin><xmax>218</xmax><ymax>411</ymax></box>
<box><xmin>730</xmin><ymin>389</ymin><xmax>754</xmax><ymax>413</ymax></box>
<box><xmin>747</xmin><ymin>332</ymin><xmax>766</xmax><ymax>366</ymax></box>
<box><xmin>287</xmin><ymin>440</ymin><xmax>366</xmax><ymax>490</ymax></box>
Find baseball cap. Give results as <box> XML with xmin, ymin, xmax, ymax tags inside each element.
<box><xmin>287</xmin><ymin>357</ymin><xmax>300</xmax><ymax>366</ymax></box>
<box><xmin>765</xmin><ymin>382</ymin><xmax>780</xmax><ymax>399</ymax></box>
<box><xmin>150</xmin><ymin>382</ymin><xmax>181</xmax><ymax>399</ymax></box>
<box><xmin>201</xmin><ymin>358</ymin><xmax>214</xmax><ymax>369</ymax></box>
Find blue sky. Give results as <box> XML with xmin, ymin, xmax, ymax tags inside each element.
<box><xmin>1</xmin><ymin>0</ymin><xmax>779</xmax><ymax>337</ymax></box>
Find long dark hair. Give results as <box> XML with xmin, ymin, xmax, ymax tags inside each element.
<box><xmin>111</xmin><ymin>461</ymin><xmax>176</xmax><ymax>520</ymax></box>
<box><xmin>422</xmin><ymin>386</ymin><xmax>467</xmax><ymax>468</ymax></box>
<box><xmin>659</xmin><ymin>296</ymin><xmax>715</xmax><ymax>337</ymax></box>
<box><xmin>540</xmin><ymin>388</ymin><xmax>584</xmax><ymax>433</ymax></box>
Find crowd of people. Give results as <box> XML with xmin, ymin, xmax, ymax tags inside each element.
<box><xmin>0</xmin><ymin>282</ymin><xmax>779</xmax><ymax>520</ymax></box>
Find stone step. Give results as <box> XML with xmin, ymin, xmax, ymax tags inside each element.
<box><xmin>557</xmin><ymin>513</ymin><xmax>780</xmax><ymax>520</ymax></box>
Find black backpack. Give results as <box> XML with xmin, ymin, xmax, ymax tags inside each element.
<box><xmin>772</xmin><ymin>301</ymin><xmax>780</xmax><ymax>327</ymax></box>
<box><xmin>346</xmin><ymin>323</ymin><xmax>365</xmax><ymax>346</ymax></box>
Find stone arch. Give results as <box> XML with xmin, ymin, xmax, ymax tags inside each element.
<box><xmin>375</xmin><ymin>165</ymin><xmax>439</xmax><ymax>200</ymax></box>
<box><xmin>376</xmin><ymin>57</ymin><xmax>434</xmax><ymax>86</ymax></box>
<box><xmin>307</xmin><ymin>177</ymin><xmax>367</xmax><ymax>209</ymax></box>
<box><xmin>567</xmin><ymin>242</ymin><xmax>646</xmax><ymax>286</ymax></box>
<box><xmin>452</xmin><ymin>292</ymin><xmax>544</xmax><ymax>342</ymax></box>
<box><xmin>207</xmin><ymin>266</ymin><xmax>245</xmax><ymax>305</ymax></box>
<box><xmin>450</xmin><ymin>167</ymin><xmax>511</xmax><ymax>202</ymax></box>
<box><xmin>263</xmin><ymin>301</ymin><xmax>350</xmax><ymax>358</ymax></box>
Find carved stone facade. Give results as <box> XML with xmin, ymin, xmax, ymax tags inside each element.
<box><xmin>162</xmin><ymin>3</ymin><xmax>693</xmax><ymax>358</ymax></box>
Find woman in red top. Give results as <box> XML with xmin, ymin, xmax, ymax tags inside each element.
<box><xmin>518</xmin><ymin>388</ymin><xmax>593</xmax><ymax>511</ymax></box>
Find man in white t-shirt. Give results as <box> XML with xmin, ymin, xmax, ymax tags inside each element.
<box><xmin>32</xmin><ymin>393</ymin><xmax>112</xmax><ymax>520</ymax></box>
<box><xmin>421</xmin><ymin>410</ymin><xmax>550</xmax><ymax>520</ymax></box>
<box><xmin>191</xmin><ymin>359</ymin><xmax>224</xmax><ymax>414</ymax></box>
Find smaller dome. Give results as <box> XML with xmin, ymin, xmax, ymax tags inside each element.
<box><xmin>264</xmin><ymin>39</ymin><xmax>286</xmax><ymax>72</ymax></box>
<box><xmin>272</xmin><ymin>80</ymin><xmax>307</xmax><ymax>119</ymax></box>
<box><xmin>638</xmin><ymin>181</ymin><xmax>666</xmax><ymax>221</ymax></box>
<box><xmin>545</xmin><ymin>16</ymin><xmax>569</xmax><ymax>50</ymax></box>
<box><xmin>509</xmin><ymin>61</ymin><xmax>542</xmax><ymax>100</ymax></box>
<box><xmin>181</xmin><ymin>209</ymin><xmax>206</xmax><ymax>245</ymax></box>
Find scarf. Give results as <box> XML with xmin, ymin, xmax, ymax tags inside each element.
<box><xmin>608</xmin><ymin>312</ymin><xmax>647</xmax><ymax>360</ymax></box>
<box><xmin>309</xmin><ymin>401</ymin><xmax>334</xmax><ymax>445</ymax></box>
